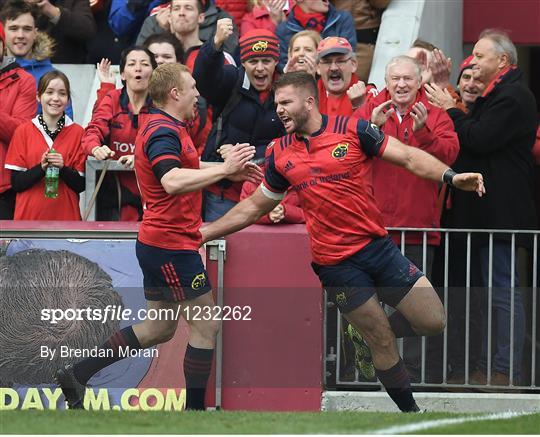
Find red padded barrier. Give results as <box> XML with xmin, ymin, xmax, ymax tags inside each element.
<box><xmin>214</xmin><ymin>225</ymin><xmax>323</xmax><ymax>411</ymax></box>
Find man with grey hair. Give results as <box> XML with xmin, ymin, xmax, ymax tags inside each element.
<box><xmin>434</xmin><ymin>29</ymin><xmax>537</xmax><ymax>388</ymax></box>
<box><xmin>354</xmin><ymin>55</ymin><xmax>459</xmax><ymax>381</ymax></box>
<box><xmin>355</xmin><ymin>55</ymin><xmax>458</xmax><ymax>273</ymax></box>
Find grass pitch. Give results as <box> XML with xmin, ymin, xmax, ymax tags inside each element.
<box><xmin>0</xmin><ymin>411</ymin><xmax>539</xmax><ymax>434</ymax></box>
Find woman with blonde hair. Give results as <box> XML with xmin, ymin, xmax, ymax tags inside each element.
<box><xmin>283</xmin><ymin>29</ymin><xmax>320</xmax><ymax>76</ymax></box>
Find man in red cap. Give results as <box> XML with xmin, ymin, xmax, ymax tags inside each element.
<box><xmin>316</xmin><ymin>36</ymin><xmax>372</xmax><ymax>117</ymax></box>
<box><xmin>0</xmin><ymin>20</ymin><xmax>37</xmax><ymax>219</ymax></box>
<box><xmin>194</xmin><ymin>24</ymin><xmax>286</xmax><ymax>220</ymax></box>
<box><xmin>455</xmin><ymin>56</ymin><xmax>484</xmax><ymax>109</ymax></box>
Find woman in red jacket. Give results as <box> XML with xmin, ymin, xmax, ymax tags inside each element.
<box><xmin>5</xmin><ymin>70</ymin><xmax>86</xmax><ymax>220</ymax></box>
<box><xmin>82</xmin><ymin>46</ymin><xmax>157</xmax><ymax>221</ymax></box>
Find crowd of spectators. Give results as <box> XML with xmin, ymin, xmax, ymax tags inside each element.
<box><xmin>0</xmin><ymin>0</ymin><xmax>539</xmax><ymax>390</ymax></box>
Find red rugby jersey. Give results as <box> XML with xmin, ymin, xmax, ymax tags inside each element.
<box><xmin>134</xmin><ymin>109</ymin><xmax>202</xmax><ymax>250</ymax></box>
<box><xmin>5</xmin><ymin>117</ymin><xmax>85</xmax><ymax>221</ymax></box>
<box><xmin>262</xmin><ymin>115</ymin><xmax>389</xmax><ymax>265</ymax></box>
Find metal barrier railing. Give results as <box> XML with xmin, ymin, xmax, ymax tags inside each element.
<box><xmin>84</xmin><ymin>158</ymin><xmax>133</xmax><ymax>221</ymax></box>
<box><xmin>2</xmin><ymin>225</ymin><xmax>538</xmax><ymax>393</ymax></box>
<box><xmin>327</xmin><ymin>227</ymin><xmax>539</xmax><ymax>392</ymax></box>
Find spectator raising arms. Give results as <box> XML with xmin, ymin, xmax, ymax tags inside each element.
<box><xmin>5</xmin><ymin>71</ymin><xmax>85</xmax><ymax>220</ymax></box>
<box><xmin>283</xmin><ymin>29</ymin><xmax>320</xmax><ymax>77</ymax></box>
<box><xmin>354</xmin><ymin>55</ymin><xmax>459</xmax><ymax>272</ymax></box>
<box><xmin>425</xmin><ymin>54</ymin><xmax>485</xmax><ymax>114</ymax></box>
<box><xmin>82</xmin><ymin>46</ymin><xmax>157</xmax><ymax>221</ymax></box>
<box><xmin>135</xmin><ymin>0</ymin><xmax>239</xmax><ymax>56</ymax></box>
<box><xmin>0</xmin><ymin>20</ymin><xmax>37</xmax><ymax>219</ymax></box>
<box><xmin>194</xmin><ymin>25</ymin><xmax>286</xmax><ymax>220</ymax></box>
<box><xmin>438</xmin><ymin>30</ymin><xmax>537</xmax><ymax>386</ymax></box>
<box><xmin>316</xmin><ymin>36</ymin><xmax>366</xmax><ymax>116</ymax></box>
<box><xmin>31</xmin><ymin>0</ymin><xmax>96</xmax><ymax>63</ymax></box>
<box><xmin>241</xmin><ymin>0</ymin><xmax>289</xmax><ymax>36</ymax></box>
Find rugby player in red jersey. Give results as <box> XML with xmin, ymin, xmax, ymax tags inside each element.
<box><xmin>200</xmin><ymin>71</ymin><xmax>485</xmax><ymax>412</ymax></box>
<box><xmin>55</xmin><ymin>63</ymin><xmax>262</xmax><ymax>411</ymax></box>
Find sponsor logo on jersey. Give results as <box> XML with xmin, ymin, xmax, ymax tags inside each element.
<box><xmin>332</xmin><ymin>143</ymin><xmax>349</xmax><ymax>159</ymax></box>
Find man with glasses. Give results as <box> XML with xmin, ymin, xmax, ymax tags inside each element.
<box><xmin>316</xmin><ymin>36</ymin><xmax>370</xmax><ymax>116</ymax></box>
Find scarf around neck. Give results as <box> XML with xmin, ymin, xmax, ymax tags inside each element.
<box><xmin>293</xmin><ymin>5</ymin><xmax>327</xmax><ymax>33</ymax></box>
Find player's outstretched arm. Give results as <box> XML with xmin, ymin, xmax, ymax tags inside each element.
<box><xmin>381</xmin><ymin>136</ymin><xmax>485</xmax><ymax>197</ymax></box>
<box><xmin>161</xmin><ymin>143</ymin><xmax>257</xmax><ymax>195</ymax></box>
<box><xmin>200</xmin><ymin>186</ymin><xmax>281</xmax><ymax>243</ymax></box>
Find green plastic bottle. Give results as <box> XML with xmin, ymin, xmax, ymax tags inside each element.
<box><xmin>44</xmin><ymin>148</ymin><xmax>59</xmax><ymax>199</ymax></box>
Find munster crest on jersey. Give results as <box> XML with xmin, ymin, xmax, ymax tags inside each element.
<box><xmin>332</xmin><ymin>143</ymin><xmax>349</xmax><ymax>159</ymax></box>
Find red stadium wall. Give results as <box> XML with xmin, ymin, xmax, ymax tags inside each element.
<box><xmin>463</xmin><ymin>0</ymin><xmax>540</xmax><ymax>44</ymax></box>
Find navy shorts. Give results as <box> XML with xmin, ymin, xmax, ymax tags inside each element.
<box><xmin>136</xmin><ymin>240</ymin><xmax>212</xmax><ymax>302</ymax></box>
<box><xmin>311</xmin><ymin>236</ymin><xmax>424</xmax><ymax>313</ymax></box>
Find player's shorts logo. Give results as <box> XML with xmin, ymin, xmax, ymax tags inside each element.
<box><xmin>332</xmin><ymin>143</ymin><xmax>349</xmax><ymax>159</ymax></box>
<box><xmin>191</xmin><ymin>273</ymin><xmax>207</xmax><ymax>290</ymax></box>
<box><xmin>335</xmin><ymin>291</ymin><xmax>347</xmax><ymax>306</ymax></box>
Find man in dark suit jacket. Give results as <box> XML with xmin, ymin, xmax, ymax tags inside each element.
<box><xmin>441</xmin><ymin>29</ymin><xmax>537</xmax><ymax>388</ymax></box>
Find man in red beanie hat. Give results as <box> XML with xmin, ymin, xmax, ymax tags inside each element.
<box><xmin>237</xmin><ymin>27</ymin><xmax>280</xmax><ymax>92</ymax></box>
<box><xmin>0</xmin><ymin>20</ymin><xmax>37</xmax><ymax>219</ymax></box>
<box><xmin>194</xmin><ymin>23</ymin><xmax>286</xmax><ymax>220</ymax></box>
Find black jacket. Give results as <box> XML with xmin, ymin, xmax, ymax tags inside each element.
<box><xmin>38</xmin><ymin>0</ymin><xmax>97</xmax><ymax>63</ymax></box>
<box><xmin>194</xmin><ymin>38</ymin><xmax>285</xmax><ymax>163</ymax></box>
<box><xmin>446</xmin><ymin>68</ymin><xmax>537</xmax><ymax>237</ymax></box>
